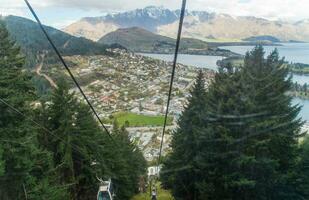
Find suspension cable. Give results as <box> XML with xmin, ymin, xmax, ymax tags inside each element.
<box><xmin>23</xmin><ymin>0</ymin><xmax>113</xmax><ymax>140</ymax></box>
<box><xmin>0</xmin><ymin>97</ymin><xmax>93</xmax><ymax>160</ymax></box>
<box><xmin>157</xmin><ymin>0</ymin><xmax>187</xmax><ymax>169</ymax></box>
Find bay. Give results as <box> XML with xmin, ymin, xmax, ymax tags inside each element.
<box><xmin>293</xmin><ymin>97</ymin><xmax>309</xmax><ymax>122</ymax></box>
<box><xmin>141</xmin><ymin>46</ymin><xmax>309</xmax><ymax>123</ymax></box>
<box><xmin>221</xmin><ymin>43</ymin><xmax>309</xmax><ymax>64</ymax></box>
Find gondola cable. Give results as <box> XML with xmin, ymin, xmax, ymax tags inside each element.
<box><xmin>0</xmin><ymin>97</ymin><xmax>95</xmax><ymax>164</ymax></box>
<box><xmin>23</xmin><ymin>0</ymin><xmax>113</xmax><ymax>141</ymax></box>
<box><xmin>23</xmin><ymin>0</ymin><xmax>187</xmax><ymax>197</ymax></box>
<box><xmin>156</xmin><ymin>0</ymin><xmax>187</xmax><ymax>177</ymax></box>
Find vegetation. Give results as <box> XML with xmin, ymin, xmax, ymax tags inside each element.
<box><xmin>162</xmin><ymin>46</ymin><xmax>307</xmax><ymax>200</ymax></box>
<box><xmin>243</xmin><ymin>35</ymin><xmax>281</xmax><ymax>43</ymax></box>
<box><xmin>299</xmin><ymin>135</ymin><xmax>309</xmax><ymax>197</ymax></box>
<box><xmin>287</xmin><ymin>62</ymin><xmax>309</xmax><ymax>74</ymax></box>
<box><xmin>161</xmin><ymin>70</ymin><xmax>207</xmax><ymax>199</ymax></box>
<box><xmin>290</xmin><ymin>82</ymin><xmax>309</xmax><ymax>99</ymax></box>
<box><xmin>107</xmin><ymin>112</ymin><xmax>173</xmax><ymax>127</ymax></box>
<box><xmin>0</xmin><ymin>20</ymin><xmax>64</xmax><ymax>199</ymax></box>
<box><xmin>98</xmin><ymin>27</ymin><xmax>239</xmax><ymax>57</ymax></box>
<box><xmin>0</xmin><ymin>21</ymin><xmax>146</xmax><ymax>200</ymax></box>
<box><xmin>219</xmin><ymin>55</ymin><xmax>309</xmax><ymax>75</ymax></box>
<box><xmin>2</xmin><ymin>15</ymin><xmax>110</xmax><ymax>67</ymax></box>
<box><xmin>131</xmin><ymin>182</ymin><xmax>174</xmax><ymax>200</ymax></box>
<box><xmin>3</xmin><ymin>10</ymin><xmax>309</xmax><ymax>200</ymax></box>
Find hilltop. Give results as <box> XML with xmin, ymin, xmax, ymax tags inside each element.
<box><xmin>98</xmin><ymin>27</ymin><xmax>239</xmax><ymax>56</ymax></box>
<box><xmin>64</xmin><ymin>6</ymin><xmax>309</xmax><ymax>42</ymax></box>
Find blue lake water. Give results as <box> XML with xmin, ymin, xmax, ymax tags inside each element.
<box><xmin>221</xmin><ymin>43</ymin><xmax>309</xmax><ymax>64</ymax></box>
<box><xmin>292</xmin><ymin>98</ymin><xmax>309</xmax><ymax>123</ymax></box>
<box><xmin>140</xmin><ymin>43</ymin><xmax>309</xmax><ymax>123</ymax></box>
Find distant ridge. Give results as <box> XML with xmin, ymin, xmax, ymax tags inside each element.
<box><xmin>98</xmin><ymin>27</ymin><xmax>211</xmax><ymax>52</ymax></box>
<box><xmin>98</xmin><ymin>27</ymin><xmax>239</xmax><ymax>57</ymax></box>
<box><xmin>64</xmin><ymin>6</ymin><xmax>309</xmax><ymax>42</ymax></box>
<box><xmin>98</xmin><ymin>27</ymin><xmax>177</xmax><ymax>52</ymax></box>
<box><xmin>243</xmin><ymin>35</ymin><xmax>281</xmax><ymax>43</ymax></box>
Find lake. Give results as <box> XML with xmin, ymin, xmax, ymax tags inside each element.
<box><xmin>293</xmin><ymin>97</ymin><xmax>309</xmax><ymax>123</ymax></box>
<box><xmin>221</xmin><ymin>43</ymin><xmax>309</xmax><ymax>64</ymax></box>
<box><xmin>221</xmin><ymin>43</ymin><xmax>309</xmax><ymax>85</ymax></box>
<box><xmin>140</xmin><ymin>43</ymin><xmax>309</xmax><ymax>123</ymax></box>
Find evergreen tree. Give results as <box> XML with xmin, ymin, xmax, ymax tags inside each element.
<box><xmin>110</xmin><ymin>122</ymin><xmax>147</xmax><ymax>200</ymax></box>
<box><xmin>299</xmin><ymin>136</ymin><xmax>309</xmax><ymax>199</ymax></box>
<box><xmin>241</xmin><ymin>46</ymin><xmax>303</xmax><ymax>199</ymax></box>
<box><xmin>0</xmin><ymin>21</ymin><xmax>65</xmax><ymax>199</ymax></box>
<box><xmin>196</xmin><ymin>64</ymin><xmax>248</xmax><ymax>200</ymax></box>
<box><xmin>161</xmin><ymin>70</ymin><xmax>207</xmax><ymax>200</ymax></box>
<box><xmin>163</xmin><ymin>47</ymin><xmax>305</xmax><ymax>200</ymax></box>
<box><xmin>38</xmin><ymin>81</ymin><xmax>102</xmax><ymax>199</ymax></box>
<box><xmin>38</xmin><ymin>81</ymin><xmax>147</xmax><ymax>200</ymax></box>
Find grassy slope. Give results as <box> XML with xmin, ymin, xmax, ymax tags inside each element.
<box><xmin>110</xmin><ymin>112</ymin><xmax>173</xmax><ymax>127</ymax></box>
<box><xmin>131</xmin><ymin>182</ymin><xmax>174</xmax><ymax>200</ymax></box>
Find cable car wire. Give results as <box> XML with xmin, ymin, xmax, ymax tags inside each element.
<box><xmin>0</xmin><ymin>97</ymin><xmax>97</xmax><ymax>164</ymax></box>
<box><xmin>23</xmin><ymin>0</ymin><xmax>113</xmax><ymax>140</ymax></box>
<box><xmin>157</xmin><ymin>0</ymin><xmax>187</xmax><ymax>168</ymax></box>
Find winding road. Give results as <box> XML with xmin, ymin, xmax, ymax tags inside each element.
<box><xmin>36</xmin><ymin>54</ymin><xmax>58</xmax><ymax>88</ymax></box>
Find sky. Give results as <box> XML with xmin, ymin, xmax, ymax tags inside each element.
<box><xmin>1</xmin><ymin>0</ymin><xmax>309</xmax><ymax>29</ymax></box>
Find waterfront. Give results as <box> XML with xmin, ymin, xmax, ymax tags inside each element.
<box><xmin>141</xmin><ymin>44</ymin><xmax>309</xmax><ymax>123</ymax></box>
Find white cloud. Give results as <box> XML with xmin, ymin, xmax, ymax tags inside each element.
<box><xmin>50</xmin><ymin>19</ymin><xmax>76</xmax><ymax>29</ymax></box>
<box><xmin>1</xmin><ymin>0</ymin><xmax>309</xmax><ymax>22</ymax></box>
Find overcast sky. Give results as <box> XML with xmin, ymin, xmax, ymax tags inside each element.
<box><xmin>2</xmin><ymin>0</ymin><xmax>309</xmax><ymax>28</ymax></box>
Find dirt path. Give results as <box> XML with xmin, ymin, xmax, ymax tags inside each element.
<box><xmin>36</xmin><ymin>54</ymin><xmax>58</xmax><ymax>88</ymax></box>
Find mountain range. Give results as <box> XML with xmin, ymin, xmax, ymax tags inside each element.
<box><xmin>64</xmin><ymin>6</ymin><xmax>309</xmax><ymax>42</ymax></box>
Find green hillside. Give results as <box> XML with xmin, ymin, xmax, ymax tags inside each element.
<box><xmin>98</xmin><ymin>27</ymin><xmax>181</xmax><ymax>53</ymax></box>
<box><xmin>243</xmin><ymin>35</ymin><xmax>281</xmax><ymax>43</ymax></box>
<box><xmin>2</xmin><ymin>15</ymin><xmax>109</xmax><ymax>67</ymax></box>
<box><xmin>98</xmin><ymin>27</ymin><xmax>239</xmax><ymax>57</ymax></box>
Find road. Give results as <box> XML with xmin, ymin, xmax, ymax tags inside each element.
<box><xmin>126</xmin><ymin>125</ymin><xmax>176</xmax><ymax>132</ymax></box>
<box><xmin>36</xmin><ymin>54</ymin><xmax>58</xmax><ymax>88</ymax></box>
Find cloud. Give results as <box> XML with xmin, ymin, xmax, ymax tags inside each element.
<box><xmin>1</xmin><ymin>0</ymin><xmax>309</xmax><ymax>22</ymax></box>
<box><xmin>50</xmin><ymin>19</ymin><xmax>76</xmax><ymax>29</ymax></box>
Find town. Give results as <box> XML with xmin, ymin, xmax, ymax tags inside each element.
<box><xmin>41</xmin><ymin>49</ymin><xmax>215</xmax><ymax>161</ymax></box>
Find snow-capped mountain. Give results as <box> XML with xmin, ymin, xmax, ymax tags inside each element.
<box><xmin>64</xmin><ymin>6</ymin><xmax>309</xmax><ymax>42</ymax></box>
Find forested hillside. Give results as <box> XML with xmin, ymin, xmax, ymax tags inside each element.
<box><xmin>2</xmin><ymin>16</ymin><xmax>109</xmax><ymax>67</ymax></box>
<box><xmin>0</xmin><ymin>20</ymin><xmax>146</xmax><ymax>200</ymax></box>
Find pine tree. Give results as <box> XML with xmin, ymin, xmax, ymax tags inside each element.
<box><xmin>38</xmin><ymin>81</ymin><xmax>147</xmax><ymax>199</ymax></box>
<box><xmin>196</xmin><ymin>64</ymin><xmax>249</xmax><ymax>200</ymax></box>
<box><xmin>194</xmin><ymin>46</ymin><xmax>303</xmax><ymax>200</ymax></box>
<box><xmin>161</xmin><ymin>70</ymin><xmax>207</xmax><ymax>200</ymax></box>
<box><xmin>240</xmin><ymin>46</ymin><xmax>303</xmax><ymax>199</ymax></box>
<box><xmin>0</xmin><ymin>20</ymin><xmax>65</xmax><ymax>199</ymax></box>
<box><xmin>299</xmin><ymin>136</ymin><xmax>309</xmax><ymax>199</ymax></box>
<box><xmin>110</xmin><ymin>122</ymin><xmax>147</xmax><ymax>200</ymax></box>
<box><xmin>38</xmin><ymin>81</ymin><xmax>101</xmax><ymax>199</ymax></box>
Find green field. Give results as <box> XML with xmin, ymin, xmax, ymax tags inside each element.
<box><xmin>110</xmin><ymin>112</ymin><xmax>173</xmax><ymax>127</ymax></box>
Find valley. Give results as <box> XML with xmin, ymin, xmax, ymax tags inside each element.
<box><xmin>2</xmin><ymin>2</ymin><xmax>309</xmax><ymax>199</ymax></box>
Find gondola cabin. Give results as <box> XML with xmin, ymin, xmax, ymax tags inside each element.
<box><xmin>97</xmin><ymin>180</ymin><xmax>114</xmax><ymax>200</ymax></box>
